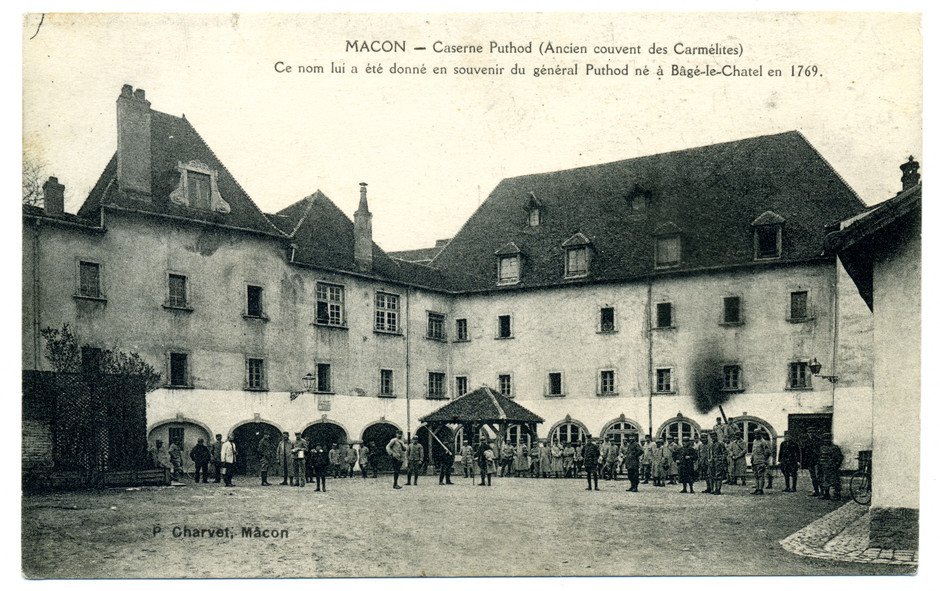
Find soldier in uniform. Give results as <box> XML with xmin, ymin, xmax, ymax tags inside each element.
<box><xmin>276</xmin><ymin>431</ymin><xmax>293</xmax><ymax>486</ymax></box>
<box><xmin>703</xmin><ymin>432</ymin><xmax>728</xmax><ymax>495</ymax></box>
<box><xmin>312</xmin><ymin>444</ymin><xmax>329</xmax><ymax>491</ymax></box>
<box><xmin>385</xmin><ymin>431</ymin><xmax>406</xmax><ymax>489</ymax></box>
<box><xmin>817</xmin><ymin>433</ymin><xmax>844</xmax><ymax>500</ymax></box>
<box><xmin>358</xmin><ymin>442</ymin><xmax>370</xmax><ymax>479</ymax></box>
<box><xmin>189</xmin><ymin>437</ymin><xmax>210</xmax><ymax>483</ymax></box>
<box><xmin>621</xmin><ymin>433</ymin><xmax>644</xmax><ymax>492</ymax></box>
<box><xmin>405</xmin><ymin>437</ymin><xmax>424</xmax><ymax>485</ymax></box>
<box><xmin>727</xmin><ymin>431</ymin><xmax>748</xmax><ymax>486</ymax></box>
<box><xmin>677</xmin><ymin>438</ymin><xmax>699</xmax><ymax>494</ymax></box>
<box><xmin>434</xmin><ymin>436</ymin><xmax>455</xmax><ymax>485</ymax></box>
<box><xmin>168</xmin><ymin>438</ymin><xmax>184</xmax><ymax>481</ymax></box>
<box><xmin>291</xmin><ymin>432</ymin><xmax>308</xmax><ymax>487</ymax></box>
<box><xmin>778</xmin><ymin>430</ymin><xmax>802</xmax><ymax>492</ymax></box>
<box><xmin>344</xmin><ymin>444</ymin><xmax>359</xmax><ymax>478</ymax></box>
<box><xmin>329</xmin><ymin>443</ymin><xmax>341</xmax><ymax>479</ymax></box>
<box><xmin>750</xmin><ymin>431</ymin><xmax>773</xmax><ymax>495</ymax></box>
<box><xmin>640</xmin><ymin>435</ymin><xmax>653</xmax><ymax>484</ymax></box>
<box><xmin>209</xmin><ymin>434</ymin><xmax>224</xmax><ymax>483</ymax></box>
<box><xmin>665</xmin><ymin>437</ymin><xmax>680</xmax><ymax>485</ymax></box>
<box><xmin>256</xmin><ymin>433</ymin><xmax>273</xmax><ymax>486</ymax></box>
<box><xmin>803</xmin><ymin>429</ymin><xmax>823</xmax><ymax>497</ymax></box>
<box><xmin>582</xmin><ymin>436</ymin><xmax>601</xmax><ymax>490</ymax></box>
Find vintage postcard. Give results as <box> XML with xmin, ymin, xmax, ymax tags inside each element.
<box><xmin>21</xmin><ymin>12</ymin><xmax>922</xmax><ymax>578</ymax></box>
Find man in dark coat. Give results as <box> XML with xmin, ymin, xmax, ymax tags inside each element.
<box><xmin>817</xmin><ymin>433</ymin><xmax>844</xmax><ymax>500</ymax></box>
<box><xmin>189</xmin><ymin>437</ymin><xmax>211</xmax><ymax>483</ymax></box>
<box><xmin>778</xmin><ymin>430</ymin><xmax>802</xmax><ymax>492</ymax></box>
<box><xmin>311</xmin><ymin>444</ymin><xmax>329</xmax><ymax>491</ymax></box>
<box><xmin>209</xmin><ymin>434</ymin><xmax>224</xmax><ymax>483</ymax></box>
<box><xmin>621</xmin><ymin>433</ymin><xmax>644</xmax><ymax>492</ymax></box>
<box><xmin>582</xmin><ymin>436</ymin><xmax>600</xmax><ymax>490</ymax></box>
<box><xmin>433</xmin><ymin>436</ymin><xmax>455</xmax><ymax>485</ymax></box>
<box><xmin>257</xmin><ymin>433</ymin><xmax>273</xmax><ymax>486</ymax></box>
<box><xmin>703</xmin><ymin>432</ymin><xmax>728</xmax><ymax>495</ymax></box>
<box><xmin>803</xmin><ymin>430</ymin><xmax>822</xmax><ymax>497</ymax></box>
<box><xmin>677</xmin><ymin>438</ymin><xmax>699</xmax><ymax>493</ymax></box>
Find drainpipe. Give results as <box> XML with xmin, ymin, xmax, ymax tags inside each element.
<box><xmin>32</xmin><ymin>219</ymin><xmax>41</xmax><ymax>369</ymax></box>
<box><xmin>405</xmin><ymin>286</ymin><xmax>412</xmax><ymax>440</ymax></box>
<box><xmin>646</xmin><ymin>277</ymin><xmax>654</xmax><ymax>438</ymax></box>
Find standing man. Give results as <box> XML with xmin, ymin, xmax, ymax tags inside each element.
<box><xmin>358</xmin><ymin>442</ymin><xmax>370</xmax><ymax>479</ymax></box>
<box><xmin>291</xmin><ymin>432</ymin><xmax>308</xmax><ymax>487</ymax></box>
<box><xmin>603</xmin><ymin>439</ymin><xmax>620</xmax><ymax>481</ymax></box>
<box><xmin>640</xmin><ymin>435</ymin><xmax>653</xmax><ymax>484</ymax></box>
<box><xmin>677</xmin><ymin>438</ymin><xmax>699</xmax><ymax>494</ymax></box>
<box><xmin>338</xmin><ymin>443</ymin><xmax>350</xmax><ymax>478</ymax></box>
<box><xmin>189</xmin><ymin>437</ymin><xmax>211</xmax><ymax>484</ymax></box>
<box><xmin>276</xmin><ymin>431</ymin><xmax>293</xmax><ymax>486</ymax></box>
<box><xmin>803</xmin><ymin>430</ymin><xmax>823</xmax><ymax>497</ymax></box>
<box><xmin>727</xmin><ymin>432</ymin><xmax>748</xmax><ymax>486</ymax></box>
<box><xmin>312</xmin><ymin>444</ymin><xmax>329</xmax><ymax>492</ymax></box>
<box><xmin>704</xmin><ymin>432</ymin><xmax>728</xmax><ymax>495</ymax></box>
<box><xmin>209</xmin><ymin>434</ymin><xmax>224</xmax><ymax>484</ymax></box>
<box><xmin>406</xmin><ymin>437</ymin><xmax>424</xmax><ymax>485</ymax></box>
<box><xmin>168</xmin><ymin>437</ymin><xmax>184</xmax><ymax>481</ymax></box>
<box><xmin>257</xmin><ymin>433</ymin><xmax>273</xmax><ymax>486</ymax></box>
<box><xmin>329</xmin><ymin>443</ymin><xmax>341</xmax><ymax>479</ymax></box>
<box><xmin>221</xmin><ymin>435</ymin><xmax>237</xmax><ymax>487</ymax></box>
<box><xmin>621</xmin><ymin>433</ymin><xmax>644</xmax><ymax>492</ymax></box>
<box><xmin>751</xmin><ymin>431</ymin><xmax>772</xmax><ymax>495</ymax></box>
<box><xmin>150</xmin><ymin>440</ymin><xmax>174</xmax><ymax>479</ymax></box>
<box><xmin>666</xmin><ymin>437</ymin><xmax>680</xmax><ymax>485</ymax></box>
<box><xmin>778</xmin><ymin>431</ymin><xmax>802</xmax><ymax>492</ymax></box>
<box><xmin>434</xmin><ymin>435</ymin><xmax>455</xmax><ymax>485</ymax></box>
<box><xmin>345</xmin><ymin>444</ymin><xmax>359</xmax><ymax>479</ymax></box>
<box><xmin>582</xmin><ymin>436</ymin><xmax>600</xmax><ymax>491</ymax></box>
<box><xmin>817</xmin><ymin>433</ymin><xmax>844</xmax><ymax>501</ymax></box>
<box><xmin>386</xmin><ymin>431</ymin><xmax>406</xmax><ymax>489</ymax></box>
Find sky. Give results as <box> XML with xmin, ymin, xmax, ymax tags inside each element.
<box><xmin>21</xmin><ymin>12</ymin><xmax>922</xmax><ymax>252</ymax></box>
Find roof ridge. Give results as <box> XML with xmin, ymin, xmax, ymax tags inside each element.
<box><xmin>792</xmin><ymin>130</ymin><xmax>867</xmax><ymax>209</ymax></box>
<box><xmin>287</xmin><ymin>191</ymin><xmax>324</xmax><ymax>238</ymax></box>
<box><xmin>484</xmin><ymin>387</ymin><xmax>507</xmax><ymax>420</ymax></box>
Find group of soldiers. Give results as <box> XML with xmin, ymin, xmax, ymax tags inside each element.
<box><xmin>148</xmin><ymin>421</ymin><xmax>846</xmax><ymax>500</ymax></box>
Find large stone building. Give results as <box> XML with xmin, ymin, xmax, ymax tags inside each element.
<box><xmin>23</xmin><ymin>86</ymin><xmax>876</xmax><ymax>475</ymax></box>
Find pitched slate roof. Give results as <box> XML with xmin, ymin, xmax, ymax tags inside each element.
<box><xmin>430</xmin><ymin>131</ymin><xmax>867</xmax><ymax>292</ymax></box>
<box><xmin>419</xmin><ymin>387</ymin><xmax>544</xmax><ymax>424</ymax></box>
<box><xmin>77</xmin><ymin>110</ymin><xmax>284</xmax><ymax>236</ymax></box>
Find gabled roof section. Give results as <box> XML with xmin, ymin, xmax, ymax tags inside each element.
<box><xmin>561</xmin><ymin>232</ymin><xmax>592</xmax><ymax>248</ymax></box>
<box><xmin>752</xmin><ymin>210</ymin><xmax>787</xmax><ymax>226</ymax></box>
<box><xmin>653</xmin><ymin>222</ymin><xmax>682</xmax><ymax>236</ymax></box>
<box><xmin>77</xmin><ymin>109</ymin><xmax>285</xmax><ymax>237</ymax></box>
<box><xmin>430</xmin><ymin>131</ymin><xmax>866</xmax><ymax>291</ymax></box>
<box><xmin>419</xmin><ymin>387</ymin><xmax>545</xmax><ymax>424</ymax></box>
<box><xmin>495</xmin><ymin>242</ymin><xmax>521</xmax><ymax>256</ymax></box>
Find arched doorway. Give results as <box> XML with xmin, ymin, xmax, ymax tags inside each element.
<box><xmin>303</xmin><ymin>422</ymin><xmax>349</xmax><ymax>455</ymax></box>
<box><xmin>601</xmin><ymin>417</ymin><xmax>643</xmax><ymax>445</ymax></box>
<box><xmin>656</xmin><ymin>414</ymin><xmax>702</xmax><ymax>442</ymax></box>
<box><xmin>230</xmin><ymin>421</ymin><xmax>282</xmax><ymax>476</ymax></box>
<box><xmin>729</xmin><ymin>415</ymin><xmax>777</xmax><ymax>459</ymax></box>
<box><xmin>362</xmin><ymin>422</ymin><xmax>400</xmax><ymax>473</ymax></box>
<box><xmin>148</xmin><ymin>420</ymin><xmax>212</xmax><ymax>476</ymax></box>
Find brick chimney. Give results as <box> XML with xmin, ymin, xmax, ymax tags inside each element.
<box><xmin>899</xmin><ymin>156</ymin><xmax>920</xmax><ymax>193</ymax></box>
<box><xmin>354</xmin><ymin>182</ymin><xmax>373</xmax><ymax>272</ymax></box>
<box><xmin>42</xmin><ymin>176</ymin><xmax>64</xmax><ymax>216</ymax></box>
<box><xmin>116</xmin><ymin>85</ymin><xmax>152</xmax><ymax>199</ymax></box>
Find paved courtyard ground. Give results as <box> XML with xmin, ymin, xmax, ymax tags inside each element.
<box><xmin>22</xmin><ymin>473</ymin><xmax>915</xmax><ymax>578</ymax></box>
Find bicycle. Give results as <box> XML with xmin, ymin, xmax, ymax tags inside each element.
<box><xmin>849</xmin><ymin>452</ymin><xmax>872</xmax><ymax>505</ymax></box>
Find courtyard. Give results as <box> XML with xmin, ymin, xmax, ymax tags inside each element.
<box><xmin>22</xmin><ymin>473</ymin><xmax>914</xmax><ymax>578</ymax></box>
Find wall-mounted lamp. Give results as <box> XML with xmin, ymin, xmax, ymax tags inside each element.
<box><xmin>809</xmin><ymin>358</ymin><xmax>839</xmax><ymax>383</ymax></box>
<box><xmin>302</xmin><ymin>373</ymin><xmax>316</xmax><ymax>393</ymax></box>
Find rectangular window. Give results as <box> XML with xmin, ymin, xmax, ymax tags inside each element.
<box><xmin>168</xmin><ymin>274</ymin><xmax>188</xmax><ymax>308</ymax></box>
<box><xmin>317</xmin><ymin>363</ymin><xmax>332</xmax><ymax>393</ymax></box>
<box><xmin>456</xmin><ymin>376</ymin><xmax>468</xmax><ymax>398</ymax></box>
<box><xmin>723</xmin><ymin>365</ymin><xmax>741</xmax><ymax>391</ymax></box>
<box><xmin>79</xmin><ymin>261</ymin><xmax>102</xmax><ymax>298</ymax></box>
<box><xmin>656</xmin><ymin>302</ymin><xmax>673</xmax><ymax>328</ymax></box>
<box><xmin>188</xmin><ymin>171</ymin><xmax>212</xmax><ymax>210</ymax></box>
<box><xmin>548</xmin><ymin>372</ymin><xmax>563</xmax><ymax>396</ymax></box>
<box><xmin>427</xmin><ymin>312</ymin><xmax>445</xmax><ymax>340</ymax></box>
<box><xmin>600</xmin><ymin>370</ymin><xmax>616</xmax><ymax>396</ymax></box>
<box><xmin>170</xmin><ymin>352</ymin><xmax>189</xmax><ymax>387</ymax></box>
<box><xmin>246</xmin><ymin>285</ymin><xmax>264</xmax><ymax>317</ymax></box>
<box><xmin>247</xmin><ymin>358</ymin><xmax>265</xmax><ymax>390</ymax></box>
<box><xmin>788</xmin><ymin>362</ymin><xmax>810</xmax><ymax>389</ymax></box>
<box><xmin>428</xmin><ymin>372</ymin><xmax>446</xmax><ymax>399</ymax></box>
<box><xmin>600</xmin><ymin>307</ymin><xmax>615</xmax><ymax>332</ymax></box>
<box><xmin>455</xmin><ymin>318</ymin><xmax>469</xmax><ymax>341</ymax></box>
<box><xmin>316</xmin><ymin>283</ymin><xmax>345</xmax><ymax>326</ymax></box>
<box><xmin>375</xmin><ymin>292</ymin><xmax>400</xmax><ymax>333</ymax></box>
<box><xmin>656</xmin><ymin>368</ymin><xmax>673</xmax><ymax>393</ymax></box>
<box><xmin>565</xmin><ymin>247</ymin><xmax>588</xmax><ymax>277</ymax></box>
<box><xmin>790</xmin><ymin>291</ymin><xmax>809</xmax><ymax>320</ymax></box>
<box><xmin>755</xmin><ymin>226</ymin><xmax>781</xmax><ymax>259</ymax></box>
<box><xmin>379</xmin><ymin>369</ymin><xmax>394</xmax><ymax>397</ymax></box>
<box><xmin>499</xmin><ymin>374</ymin><xmax>512</xmax><ymax>397</ymax></box>
<box><xmin>81</xmin><ymin>346</ymin><xmax>103</xmax><ymax>374</ymax></box>
<box><xmin>498</xmin><ymin>315</ymin><xmax>512</xmax><ymax>338</ymax></box>
<box><xmin>168</xmin><ymin>427</ymin><xmax>184</xmax><ymax>446</ymax></box>
<box><xmin>655</xmin><ymin>236</ymin><xmax>680</xmax><ymax>267</ymax></box>
<box><xmin>722</xmin><ymin>296</ymin><xmax>741</xmax><ymax>324</ymax></box>
<box><xmin>498</xmin><ymin>256</ymin><xmax>520</xmax><ymax>285</ymax></box>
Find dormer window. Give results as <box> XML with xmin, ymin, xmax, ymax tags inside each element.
<box><xmin>169</xmin><ymin>160</ymin><xmax>231</xmax><ymax>213</ymax></box>
<box><xmin>496</xmin><ymin>243</ymin><xmax>522</xmax><ymax>285</ymax></box>
<box><xmin>752</xmin><ymin>211</ymin><xmax>785</xmax><ymax>260</ymax></box>
<box><xmin>653</xmin><ymin>223</ymin><xmax>682</xmax><ymax>268</ymax></box>
<box><xmin>562</xmin><ymin>232</ymin><xmax>592</xmax><ymax>278</ymax></box>
<box><xmin>524</xmin><ymin>192</ymin><xmax>542</xmax><ymax>227</ymax></box>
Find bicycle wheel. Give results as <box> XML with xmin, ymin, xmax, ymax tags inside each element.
<box><xmin>850</xmin><ymin>472</ymin><xmax>871</xmax><ymax>505</ymax></box>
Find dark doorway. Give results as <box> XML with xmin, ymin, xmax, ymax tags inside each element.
<box><xmin>787</xmin><ymin>413</ymin><xmax>832</xmax><ymax>440</ymax></box>
<box><xmin>230</xmin><ymin>422</ymin><xmax>281</xmax><ymax>476</ymax></box>
<box><xmin>362</xmin><ymin>422</ymin><xmax>399</xmax><ymax>473</ymax></box>
<box><xmin>302</xmin><ymin>422</ymin><xmax>348</xmax><ymax>451</ymax></box>
<box><xmin>414</xmin><ymin>425</ymin><xmax>454</xmax><ymax>466</ymax></box>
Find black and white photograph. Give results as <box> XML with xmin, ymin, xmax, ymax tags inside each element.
<box><xmin>20</xmin><ymin>11</ymin><xmax>923</xmax><ymax>578</ymax></box>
